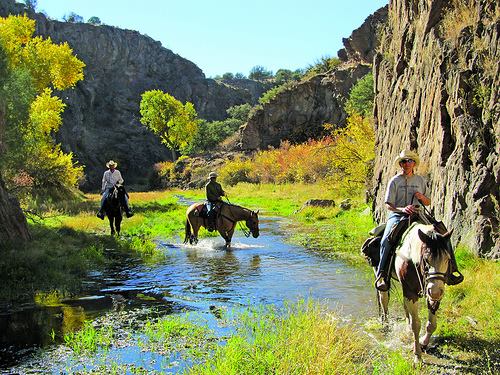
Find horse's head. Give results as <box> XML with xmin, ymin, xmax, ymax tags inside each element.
<box><xmin>246</xmin><ymin>210</ymin><xmax>260</xmax><ymax>238</ymax></box>
<box><xmin>417</xmin><ymin>228</ymin><xmax>452</xmax><ymax>303</ymax></box>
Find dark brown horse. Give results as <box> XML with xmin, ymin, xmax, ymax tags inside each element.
<box><xmin>103</xmin><ymin>186</ymin><xmax>123</xmax><ymax>235</ymax></box>
<box><xmin>376</xmin><ymin>223</ymin><xmax>453</xmax><ymax>363</ymax></box>
<box><xmin>184</xmin><ymin>202</ymin><xmax>259</xmax><ymax>248</ymax></box>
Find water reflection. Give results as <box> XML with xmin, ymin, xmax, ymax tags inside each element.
<box><xmin>0</xmin><ymin>215</ymin><xmax>374</xmax><ymax>370</ymax></box>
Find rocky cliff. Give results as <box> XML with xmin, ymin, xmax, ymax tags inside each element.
<box><xmin>372</xmin><ymin>0</ymin><xmax>499</xmax><ymax>257</ymax></box>
<box><xmin>238</xmin><ymin>6</ymin><xmax>387</xmax><ymax>151</ymax></box>
<box><xmin>0</xmin><ymin>0</ymin><xmax>266</xmax><ymax>190</ymax></box>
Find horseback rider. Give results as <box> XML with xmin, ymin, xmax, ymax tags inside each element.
<box><xmin>97</xmin><ymin>160</ymin><xmax>133</xmax><ymax>219</ymax></box>
<box><xmin>375</xmin><ymin>150</ymin><xmax>463</xmax><ymax>291</ymax></box>
<box><xmin>205</xmin><ymin>171</ymin><xmax>225</xmax><ymax>231</ymax></box>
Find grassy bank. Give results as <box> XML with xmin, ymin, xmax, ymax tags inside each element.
<box><xmin>2</xmin><ymin>183</ymin><xmax>497</xmax><ymax>373</ymax></box>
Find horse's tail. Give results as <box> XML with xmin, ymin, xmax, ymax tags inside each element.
<box><xmin>184</xmin><ymin>218</ymin><xmax>191</xmax><ymax>244</ymax></box>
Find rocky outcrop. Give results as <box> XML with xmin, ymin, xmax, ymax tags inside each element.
<box><xmin>338</xmin><ymin>6</ymin><xmax>389</xmax><ymax>63</ymax></box>
<box><xmin>0</xmin><ymin>1</ymin><xmax>266</xmax><ymax>191</ymax></box>
<box><xmin>238</xmin><ymin>7</ymin><xmax>387</xmax><ymax>151</ymax></box>
<box><xmin>372</xmin><ymin>0</ymin><xmax>499</xmax><ymax>257</ymax></box>
<box><xmin>239</xmin><ymin>65</ymin><xmax>370</xmax><ymax>150</ymax></box>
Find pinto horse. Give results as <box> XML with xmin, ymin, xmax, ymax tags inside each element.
<box><xmin>103</xmin><ymin>186</ymin><xmax>124</xmax><ymax>235</ymax></box>
<box><xmin>184</xmin><ymin>202</ymin><xmax>259</xmax><ymax>248</ymax></box>
<box><xmin>377</xmin><ymin>223</ymin><xmax>453</xmax><ymax>363</ymax></box>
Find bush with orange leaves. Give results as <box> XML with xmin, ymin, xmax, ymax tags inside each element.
<box><xmin>218</xmin><ymin>114</ymin><xmax>374</xmax><ymax>195</ymax></box>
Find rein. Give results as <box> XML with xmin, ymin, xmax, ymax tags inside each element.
<box><xmin>223</xmin><ymin>198</ymin><xmax>252</xmax><ymax>238</ymax></box>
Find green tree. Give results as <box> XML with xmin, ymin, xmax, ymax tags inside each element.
<box><xmin>249</xmin><ymin>65</ymin><xmax>273</xmax><ymax>81</ymax></box>
<box><xmin>23</xmin><ymin>0</ymin><xmax>37</xmax><ymax>12</ymax></box>
<box><xmin>226</xmin><ymin>103</ymin><xmax>251</xmax><ymax>122</ymax></box>
<box><xmin>63</xmin><ymin>12</ymin><xmax>83</xmax><ymax>23</ymax></box>
<box><xmin>87</xmin><ymin>16</ymin><xmax>101</xmax><ymax>25</ymax></box>
<box><xmin>345</xmin><ymin>73</ymin><xmax>374</xmax><ymax>117</ymax></box>
<box><xmin>234</xmin><ymin>72</ymin><xmax>246</xmax><ymax>79</ymax></box>
<box><xmin>139</xmin><ymin>90</ymin><xmax>199</xmax><ymax>160</ymax></box>
<box><xmin>222</xmin><ymin>72</ymin><xmax>234</xmax><ymax>80</ymax></box>
<box><xmin>304</xmin><ymin>56</ymin><xmax>340</xmax><ymax>78</ymax></box>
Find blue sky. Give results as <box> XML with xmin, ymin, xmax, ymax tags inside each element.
<box><xmin>35</xmin><ymin>0</ymin><xmax>388</xmax><ymax>78</ymax></box>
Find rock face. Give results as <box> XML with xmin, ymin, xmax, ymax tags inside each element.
<box><xmin>0</xmin><ymin>1</ymin><xmax>266</xmax><ymax>191</ymax></box>
<box><xmin>239</xmin><ymin>7</ymin><xmax>387</xmax><ymax>151</ymax></box>
<box><xmin>239</xmin><ymin>66</ymin><xmax>370</xmax><ymax>150</ymax></box>
<box><xmin>372</xmin><ymin>0</ymin><xmax>499</xmax><ymax>257</ymax></box>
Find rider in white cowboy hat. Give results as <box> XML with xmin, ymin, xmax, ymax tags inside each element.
<box><xmin>375</xmin><ymin>150</ymin><xmax>463</xmax><ymax>291</ymax></box>
<box><xmin>205</xmin><ymin>171</ymin><xmax>226</xmax><ymax>231</ymax></box>
<box><xmin>97</xmin><ymin>160</ymin><xmax>133</xmax><ymax>219</ymax></box>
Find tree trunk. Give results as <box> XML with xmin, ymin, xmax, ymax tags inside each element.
<box><xmin>0</xmin><ymin>103</ymin><xmax>31</xmax><ymax>245</ymax></box>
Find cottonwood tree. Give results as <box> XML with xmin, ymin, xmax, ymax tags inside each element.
<box><xmin>139</xmin><ymin>90</ymin><xmax>199</xmax><ymax>160</ymax></box>
<box><xmin>0</xmin><ymin>15</ymin><xmax>85</xmax><ymax>202</ymax></box>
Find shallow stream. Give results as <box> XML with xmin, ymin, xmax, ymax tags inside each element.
<box><xmin>1</xmin><ymin>215</ymin><xmax>376</xmax><ymax>373</ymax></box>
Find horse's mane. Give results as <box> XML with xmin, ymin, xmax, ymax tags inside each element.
<box><xmin>418</xmin><ymin>226</ymin><xmax>450</xmax><ymax>260</ymax></box>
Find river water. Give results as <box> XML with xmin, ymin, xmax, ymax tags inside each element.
<box><xmin>1</xmin><ymin>216</ymin><xmax>376</xmax><ymax>373</ymax></box>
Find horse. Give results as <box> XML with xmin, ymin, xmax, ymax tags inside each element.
<box><xmin>103</xmin><ymin>185</ymin><xmax>123</xmax><ymax>236</ymax></box>
<box><xmin>376</xmin><ymin>223</ymin><xmax>453</xmax><ymax>363</ymax></box>
<box><xmin>184</xmin><ymin>202</ymin><xmax>259</xmax><ymax>248</ymax></box>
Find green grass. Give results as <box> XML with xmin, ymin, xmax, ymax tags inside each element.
<box><xmin>140</xmin><ymin>314</ymin><xmax>217</xmax><ymax>358</ymax></box>
<box><xmin>187</xmin><ymin>300</ymin><xmax>417</xmax><ymax>375</ymax></box>
<box><xmin>64</xmin><ymin>320</ymin><xmax>114</xmax><ymax>355</ymax></box>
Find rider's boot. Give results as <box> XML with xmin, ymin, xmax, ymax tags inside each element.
<box><xmin>447</xmin><ymin>249</ymin><xmax>464</xmax><ymax>285</ymax></box>
<box><xmin>375</xmin><ymin>254</ymin><xmax>390</xmax><ymax>291</ymax></box>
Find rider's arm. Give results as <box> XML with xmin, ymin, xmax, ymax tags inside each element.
<box><xmin>414</xmin><ymin>191</ymin><xmax>430</xmax><ymax>206</ymax></box>
<box><xmin>101</xmin><ymin>171</ymin><xmax>108</xmax><ymax>193</ymax></box>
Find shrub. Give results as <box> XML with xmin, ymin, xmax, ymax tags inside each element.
<box><xmin>218</xmin><ymin>157</ymin><xmax>254</xmax><ymax>186</ymax></box>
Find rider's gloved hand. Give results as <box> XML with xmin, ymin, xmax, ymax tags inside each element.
<box><xmin>402</xmin><ymin>205</ymin><xmax>417</xmax><ymax>215</ymax></box>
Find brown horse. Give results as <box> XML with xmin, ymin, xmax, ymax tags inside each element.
<box><xmin>377</xmin><ymin>223</ymin><xmax>453</xmax><ymax>363</ymax></box>
<box><xmin>184</xmin><ymin>202</ymin><xmax>259</xmax><ymax>248</ymax></box>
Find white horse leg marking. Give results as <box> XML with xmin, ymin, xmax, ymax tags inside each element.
<box><xmin>404</xmin><ymin>297</ymin><xmax>422</xmax><ymax>362</ymax></box>
<box><xmin>378</xmin><ymin>290</ymin><xmax>389</xmax><ymax>323</ymax></box>
<box><xmin>420</xmin><ymin>309</ymin><xmax>437</xmax><ymax>349</ymax></box>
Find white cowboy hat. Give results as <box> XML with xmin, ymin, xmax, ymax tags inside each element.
<box><xmin>208</xmin><ymin>171</ymin><xmax>217</xmax><ymax>179</ymax></box>
<box><xmin>394</xmin><ymin>150</ymin><xmax>420</xmax><ymax>168</ymax></box>
<box><xmin>106</xmin><ymin>160</ymin><xmax>118</xmax><ymax>168</ymax></box>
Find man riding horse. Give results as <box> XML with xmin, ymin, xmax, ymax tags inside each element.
<box><xmin>97</xmin><ymin>160</ymin><xmax>134</xmax><ymax>219</ymax></box>
<box><xmin>375</xmin><ymin>150</ymin><xmax>463</xmax><ymax>291</ymax></box>
<box><xmin>205</xmin><ymin>171</ymin><xmax>225</xmax><ymax>231</ymax></box>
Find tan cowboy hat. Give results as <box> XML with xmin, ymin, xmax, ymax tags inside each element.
<box><xmin>106</xmin><ymin>160</ymin><xmax>118</xmax><ymax>168</ymax></box>
<box><xmin>208</xmin><ymin>171</ymin><xmax>217</xmax><ymax>179</ymax></box>
<box><xmin>394</xmin><ymin>150</ymin><xmax>420</xmax><ymax>168</ymax></box>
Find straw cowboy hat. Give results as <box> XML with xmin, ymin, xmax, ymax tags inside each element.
<box><xmin>208</xmin><ymin>172</ymin><xmax>217</xmax><ymax>179</ymax></box>
<box><xmin>106</xmin><ymin>160</ymin><xmax>118</xmax><ymax>168</ymax></box>
<box><xmin>394</xmin><ymin>150</ymin><xmax>420</xmax><ymax>168</ymax></box>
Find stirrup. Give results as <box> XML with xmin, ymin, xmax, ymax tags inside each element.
<box><xmin>375</xmin><ymin>273</ymin><xmax>389</xmax><ymax>291</ymax></box>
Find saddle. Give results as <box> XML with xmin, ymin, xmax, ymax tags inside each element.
<box><xmin>361</xmin><ymin>217</ymin><xmax>411</xmax><ymax>268</ymax></box>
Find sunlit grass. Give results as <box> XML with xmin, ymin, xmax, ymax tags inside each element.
<box><xmin>438</xmin><ymin>245</ymin><xmax>500</xmax><ymax>341</ymax></box>
<box><xmin>140</xmin><ymin>314</ymin><xmax>217</xmax><ymax>359</ymax></box>
<box><xmin>64</xmin><ymin>320</ymin><xmax>114</xmax><ymax>355</ymax></box>
<box><xmin>187</xmin><ymin>300</ymin><xmax>417</xmax><ymax>375</ymax></box>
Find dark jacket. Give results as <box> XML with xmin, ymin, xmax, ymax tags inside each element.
<box><xmin>205</xmin><ymin>179</ymin><xmax>225</xmax><ymax>202</ymax></box>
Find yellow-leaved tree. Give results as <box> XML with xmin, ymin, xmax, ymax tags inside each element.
<box><xmin>139</xmin><ymin>90</ymin><xmax>199</xmax><ymax>160</ymax></box>
<box><xmin>0</xmin><ymin>14</ymin><xmax>85</xmax><ymax>202</ymax></box>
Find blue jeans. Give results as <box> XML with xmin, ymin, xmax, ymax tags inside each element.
<box><xmin>377</xmin><ymin>212</ymin><xmax>406</xmax><ymax>277</ymax></box>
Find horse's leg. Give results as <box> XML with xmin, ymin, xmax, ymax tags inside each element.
<box><xmin>191</xmin><ymin>219</ymin><xmax>200</xmax><ymax>245</ymax></box>
<box><xmin>403</xmin><ymin>297</ymin><xmax>422</xmax><ymax>362</ymax></box>
<box><xmin>116</xmin><ymin>215</ymin><xmax>122</xmax><ymax>236</ymax></box>
<box><xmin>420</xmin><ymin>309</ymin><xmax>437</xmax><ymax>350</ymax></box>
<box><xmin>108</xmin><ymin>216</ymin><xmax>114</xmax><ymax>235</ymax></box>
<box><xmin>223</xmin><ymin>227</ymin><xmax>235</xmax><ymax>249</ymax></box>
<box><xmin>378</xmin><ymin>290</ymin><xmax>389</xmax><ymax>324</ymax></box>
